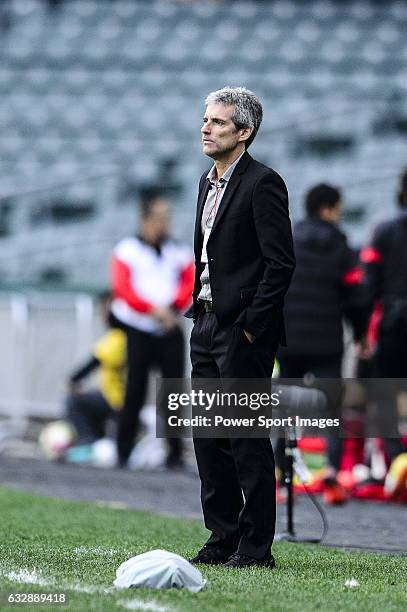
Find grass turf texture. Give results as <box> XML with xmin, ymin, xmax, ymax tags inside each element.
<box><xmin>0</xmin><ymin>487</ymin><xmax>406</xmax><ymax>612</ymax></box>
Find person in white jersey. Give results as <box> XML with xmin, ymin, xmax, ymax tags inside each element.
<box><xmin>110</xmin><ymin>193</ymin><xmax>194</xmax><ymax>469</ymax></box>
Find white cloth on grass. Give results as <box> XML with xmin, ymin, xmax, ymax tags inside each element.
<box><xmin>113</xmin><ymin>549</ymin><xmax>206</xmax><ymax>592</ymax></box>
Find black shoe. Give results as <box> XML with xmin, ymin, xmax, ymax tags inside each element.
<box><xmin>189</xmin><ymin>546</ymin><xmax>232</xmax><ymax>565</ymax></box>
<box><xmin>223</xmin><ymin>552</ymin><xmax>276</xmax><ymax>569</ymax></box>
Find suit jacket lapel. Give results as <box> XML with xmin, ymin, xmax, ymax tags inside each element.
<box><xmin>193</xmin><ymin>151</ymin><xmax>252</xmax><ymax>255</ymax></box>
<box><xmin>210</xmin><ymin>151</ymin><xmax>252</xmax><ymax>235</ymax></box>
<box><xmin>194</xmin><ymin>178</ymin><xmax>210</xmax><ymax>255</ymax></box>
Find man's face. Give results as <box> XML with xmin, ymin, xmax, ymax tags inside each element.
<box><xmin>142</xmin><ymin>199</ymin><xmax>170</xmax><ymax>242</ymax></box>
<box><xmin>201</xmin><ymin>103</ymin><xmax>246</xmax><ymax>159</ymax></box>
<box><xmin>320</xmin><ymin>201</ymin><xmax>342</xmax><ymax>224</ymax></box>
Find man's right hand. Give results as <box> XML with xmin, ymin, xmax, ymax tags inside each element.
<box><xmin>354</xmin><ymin>335</ymin><xmax>374</xmax><ymax>360</ymax></box>
<box><xmin>152</xmin><ymin>307</ymin><xmax>177</xmax><ymax>330</ymax></box>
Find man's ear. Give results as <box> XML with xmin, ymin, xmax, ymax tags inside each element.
<box><xmin>238</xmin><ymin>127</ymin><xmax>253</xmax><ymax>143</ymax></box>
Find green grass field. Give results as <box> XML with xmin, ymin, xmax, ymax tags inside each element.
<box><xmin>0</xmin><ymin>487</ymin><xmax>406</xmax><ymax>612</ymax></box>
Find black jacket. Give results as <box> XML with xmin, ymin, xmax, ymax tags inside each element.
<box><xmin>280</xmin><ymin>217</ymin><xmax>367</xmax><ymax>356</ymax></box>
<box><xmin>185</xmin><ymin>151</ymin><xmax>295</xmax><ymax>343</ymax></box>
<box><xmin>362</xmin><ymin>211</ymin><xmax>407</xmax><ymax>336</ymax></box>
<box><xmin>363</xmin><ymin>210</ymin><xmax>407</xmax><ymax>302</ymax></box>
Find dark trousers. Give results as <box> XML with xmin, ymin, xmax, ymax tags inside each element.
<box><xmin>191</xmin><ymin>311</ymin><xmax>279</xmax><ymax>559</ymax></box>
<box><xmin>276</xmin><ymin>354</ymin><xmax>343</xmax><ymax>473</ymax></box>
<box><xmin>371</xmin><ymin>329</ymin><xmax>407</xmax><ymax>459</ymax></box>
<box><xmin>66</xmin><ymin>390</ymin><xmax>115</xmax><ymax>445</ymax></box>
<box><xmin>118</xmin><ymin>325</ymin><xmax>185</xmax><ymax>466</ymax></box>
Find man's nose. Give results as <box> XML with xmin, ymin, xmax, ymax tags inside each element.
<box><xmin>201</xmin><ymin>124</ymin><xmax>210</xmax><ymax>134</ymax></box>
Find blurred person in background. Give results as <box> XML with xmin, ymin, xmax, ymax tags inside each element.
<box><xmin>276</xmin><ymin>184</ymin><xmax>368</xmax><ymax>504</ymax></box>
<box><xmin>111</xmin><ymin>193</ymin><xmax>194</xmax><ymax>470</ymax></box>
<box><xmin>66</xmin><ymin>291</ymin><xmax>126</xmax><ymax>459</ymax></box>
<box><xmin>360</xmin><ymin>167</ymin><xmax>407</xmax><ymax>489</ymax></box>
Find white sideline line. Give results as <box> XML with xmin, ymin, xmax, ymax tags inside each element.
<box><xmin>2</xmin><ymin>567</ymin><xmax>170</xmax><ymax>611</ymax></box>
<box><xmin>2</xmin><ymin>567</ymin><xmax>103</xmax><ymax>594</ymax></box>
<box><xmin>117</xmin><ymin>600</ymin><xmax>169</xmax><ymax>612</ymax></box>
<box><xmin>3</xmin><ymin>569</ymin><xmax>99</xmax><ymax>593</ymax></box>
<box><xmin>4</xmin><ymin>569</ymin><xmax>48</xmax><ymax>586</ymax></box>
<box><xmin>74</xmin><ymin>546</ymin><xmax>121</xmax><ymax>556</ymax></box>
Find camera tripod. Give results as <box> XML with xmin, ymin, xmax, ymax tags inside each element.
<box><xmin>275</xmin><ymin>424</ymin><xmax>328</xmax><ymax>543</ymax></box>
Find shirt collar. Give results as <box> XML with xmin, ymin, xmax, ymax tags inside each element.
<box><xmin>137</xmin><ymin>233</ymin><xmax>166</xmax><ymax>256</ymax></box>
<box><xmin>206</xmin><ymin>150</ymin><xmax>245</xmax><ymax>186</ymax></box>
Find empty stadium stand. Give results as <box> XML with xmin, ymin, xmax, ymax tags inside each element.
<box><xmin>0</xmin><ymin>0</ymin><xmax>406</xmax><ymax>287</ymax></box>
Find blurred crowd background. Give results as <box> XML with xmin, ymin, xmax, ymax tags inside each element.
<box><xmin>0</xmin><ymin>0</ymin><xmax>406</xmax><ymax>288</ymax></box>
<box><xmin>0</xmin><ymin>0</ymin><xmax>406</xmax><ymax>498</ymax></box>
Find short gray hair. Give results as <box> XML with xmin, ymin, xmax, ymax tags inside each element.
<box><xmin>205</xmin><ymin>86</ymin><xmax>263</xmax><ymax>148</ymax></box>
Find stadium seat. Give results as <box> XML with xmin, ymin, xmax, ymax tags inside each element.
<box><xmin>0</xmin><ymin>0</ymin><xmax>407</xmax><ymax>285</ymax></box>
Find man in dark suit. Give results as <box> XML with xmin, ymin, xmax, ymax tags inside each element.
<box><xmin>186</xmin><ymin>87</ymin><xmax>295</xmax><ymax>568</ymax></box>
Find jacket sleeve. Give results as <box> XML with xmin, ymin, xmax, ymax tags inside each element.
<box><xmin>93</xmin><ymin>329</ymin><xmax>127</xmax><ymax>368</ymax></box>
<box><xmin>183</xmin><ymin>172</ymin><xmax>208</xmax><ymax>320</ymax></box>
<box><xmin>172</xmin><ymin>261</ymin><xmax>195</xmax><ymax>311</ymax></box>
<box><xmin>239</xmin><ymin>171</ymin><xmax>296</xmax><ymax>338</ymax></box>
<box><xmin>111</xmin><ymin>255</ymin><xmax>154</xmax><ymax>313</ymax></box>
<box><xmin>360</xmin><ymin>225</ymin><xmax>386</xmax><ymax>306</ymax></box>
<box><xmin>340</xmin><ymin>246</ymin><xmax>369</xmax><ymax>341</ymax></box>
<box><xmin>69</xmin><ymin>356</ymin><xmax>100</xmax><ymax>383</ymax></box>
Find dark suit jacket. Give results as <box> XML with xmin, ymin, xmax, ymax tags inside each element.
<box><xmin>185</xmin><ymin>151</ymin><xmax>295</xmax><ymax>344</ymax></box>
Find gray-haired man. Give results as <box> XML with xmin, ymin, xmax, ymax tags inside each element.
<box><xmin>186</xmin><ymin>87</ymin><xmax>295</xmax><ymax>568</ymax></box>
